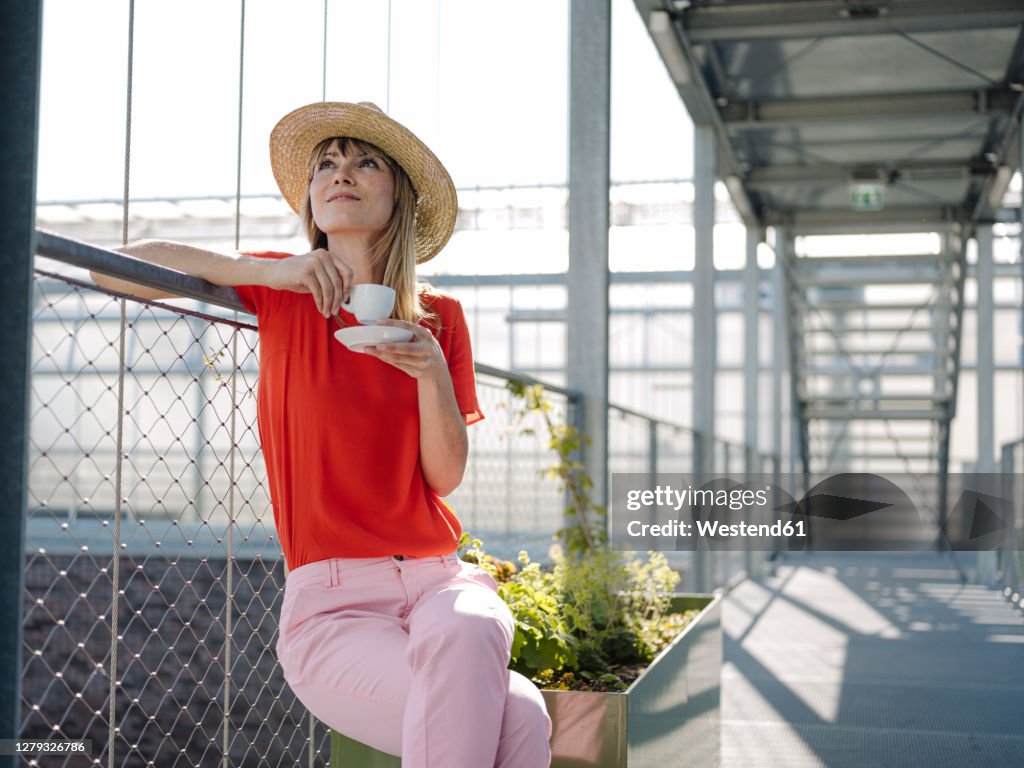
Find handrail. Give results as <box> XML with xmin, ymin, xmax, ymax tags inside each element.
<box><xmin>35</xmin><ymin>229</ymin><xmax>249</xmax><ymax>313</ymax></box>
<box><xmin>609</xmin><ymin>402</ymin><xmax>691</xmax><ymax>434</ymax></box>
<box><xmin>474</xmin><ymin>362</ymin><xmax>580</xmax><ymax>400</ymax></box>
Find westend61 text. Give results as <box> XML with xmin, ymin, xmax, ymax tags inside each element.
<box><xmin>626</xmin><ymin>519</ymin><xmax>807</xmax><ymax>538</ymax></box>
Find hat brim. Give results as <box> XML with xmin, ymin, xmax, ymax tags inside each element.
<box><xmin>270</xmin><ymin>102</ymin><xmax>457</xmax><ymax>264</ymax></box>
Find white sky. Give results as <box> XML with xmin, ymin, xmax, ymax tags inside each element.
<box><xmin>36</xmin><ymin>0</ymin><xmax>694</xmax><ymax>202</ymax></box>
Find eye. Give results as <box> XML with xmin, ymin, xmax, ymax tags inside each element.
<box><xmin>359</xmin><ymin>157</ymin><xmax>380</xmax><ymax>169</ymax></box>
<box><xmin>318</xmin><ymin>159</ymin><xmax>335</xmax><ymax>171</ymax></box>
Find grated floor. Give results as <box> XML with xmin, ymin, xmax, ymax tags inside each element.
<box><xmin>722</xmin><ymin>552</ymin><xmax>1024</xmax><ymax>768</ymax></box>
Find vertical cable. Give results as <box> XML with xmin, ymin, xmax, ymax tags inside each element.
<box><xmin>321</xmin><ymin>0</ymin><xmax>328</xmax><ymax>102</ymax></box>
<box><xmin>232</xmin><ymin>0</ymin><xmax>246</xmax><ymax>253</ymax></box>
<box><xmin>435</xmin><ymin>0</ymin><xmax>442</xmax><ymax>138</ymax></box>
<box><xmin>111</xmin><ymin>3</ymin><xmax>135</xmax><ymax>765</ymax></box>
<box><xmin>385</xmin><ymin>0</ymin><xmax>392</xmax><ymax>111</ymax></box>
<box><xmin>308</xmin><ymin>711</ymin><xmax>315</xmax><ymax>768</ymax></box>
<box><xmin>224</xmin><ymin>326</ymin><xmax>238</xmax><ymax>768</ymax></box>
<box><xmin>224</xmin><ymin>2</ymin><xmax>246</xmax><ymax>766</ymax></box>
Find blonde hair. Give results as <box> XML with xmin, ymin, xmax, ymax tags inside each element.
<box><xmin>301</xmin><ymin>137</ymin><xmax>431</xmax><ymax>325</ymax></box>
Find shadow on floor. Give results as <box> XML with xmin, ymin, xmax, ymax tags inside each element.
<box><xmin>722</xmin><ymin>552</ymin><xmax>1024</xmax><ymax>768</ymax></box>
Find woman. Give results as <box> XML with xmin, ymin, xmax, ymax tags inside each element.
<box><xmin>92</xmin><ymin>102</ymin><xmax>551</xmax><ymax>767</ymax></box>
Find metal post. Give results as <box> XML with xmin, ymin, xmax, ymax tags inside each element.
<box><xmin>743</xmin><ymin>229</ymin><xmax>759</xmax><ymax>578</ymax></box>
<box><xmin>693</xmin><ymin>125</ymin><xmax>717</xmax><ymax>480</ymax></box>
<box><xmin>999</xmin><ymin>443</ymin><xmax>1018</xmax><ymax>595</ymax></box>
<box><xmin>772</xmin><ymin>230</ymin><xmax>787</xmax><ymax>482</ymax></box>
<box><xmin>567</xmin><ymin>0</ymin><xmax>611</xmax><ymax>510</ymax></box>
<box><xmin>693</xmin><ymin>125</ymin><xmax>717</xmax><ymax>589</ymax></box>
<box><xmin>977</xmin><ymin>225</ymin><xmax>995</xmax><ymax>472</ymax></box>
<box><xmin>692</xmin><ymin>430</ymin><xmax>706</xmax><ymax>592</ymax></box>
<box><xmin>0</xmin><ymin>0</ymin><xmax>42</xmax><ymax>757</ymax></box>
<box><xmin>648</xmin><ymin>419</ymin><xmax>659</xmax><ymax>479</ymax></box>
<box><xmin>778</xmin><ymin>231</ymin><xmax>809</xmax><ymax>487</ymax></box>
<box><xmin>976</xmin><ymin>225</ymin><xmax>997</xmax><ymax>583</ymax></box>
<box><xmin>744</xmin><ymin>226</ymin><xmax>761</xmax><ymax>465</ymax></box>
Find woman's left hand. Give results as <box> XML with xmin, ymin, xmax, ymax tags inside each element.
<box><xmin>363</xmin><ymin>319</ymin><xmax>445</xmax><ymax>380</ymax></box>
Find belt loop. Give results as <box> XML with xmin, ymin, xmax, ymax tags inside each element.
<box><xmin>326</xmin><ymin>559</ymin><xmax>340</xmax><ymax>588</ymax></box>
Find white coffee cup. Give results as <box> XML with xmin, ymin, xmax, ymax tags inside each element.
<box><xmin>340</xmin><ymin>284</ymin><xmax>396</xmax><ymax>324</ymax></box>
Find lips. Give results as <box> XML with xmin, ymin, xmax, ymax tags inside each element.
<box><xmin>327</xmin><ymin>192</ymin><xmax>359</xmax><ymax>203</ymax></box>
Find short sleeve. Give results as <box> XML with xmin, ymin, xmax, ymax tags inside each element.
<box><xmin>234</xmin><ymin>251</ymin><xmax>293</xmax><ymax>317</ymax></box>
<box><xmin>443</xmin><ymin>297</ymin><xmax>484</xmax><ymax>425</ymax></box>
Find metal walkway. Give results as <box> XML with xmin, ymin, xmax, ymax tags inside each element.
<box><xmin>722</xmin><ymin>553</ymin><xmax>1024</xmax><ymax>768</ymax></box>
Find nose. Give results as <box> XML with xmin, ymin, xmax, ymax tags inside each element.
<box><xmin>332</xmin><ymin>160</ymin><xmax>355</xmax><ymax>185</ymax></box>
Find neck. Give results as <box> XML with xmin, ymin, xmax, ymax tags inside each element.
<box><xmin>326</xmin><ymin>232</ymin><xmax>386</xmax><ymax>284</ymax></box>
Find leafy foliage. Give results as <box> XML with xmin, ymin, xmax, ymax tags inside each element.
<box><xmin>504</xmin><ymin>381</ymin><xmax>606</xmax><ymax>556</ymax></box>
<box><xmin>456</xmin><ymin>382</ymin><xmax>699</xmax><ymax>691</ymax></box>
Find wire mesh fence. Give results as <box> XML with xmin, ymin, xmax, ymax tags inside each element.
<box><xmin>22</xmin><ymin>270</ymin><xmax>573</xmax><ymax>766</ymax></box>
<box><xmin>22</xmin><ymin>252</ymin><xmax>773</xmax><ymax>764</ymax></box>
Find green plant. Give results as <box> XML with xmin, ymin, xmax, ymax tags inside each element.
<box><xmin>459</xmin><ymin>382</ymin><xmax>697</xmax><ymax>691</ymax></box>
<box><xmin>504</xmin><ymin>381</ymin><xmax>606</xmax><ymax>556</ymax></box>
<box><xmin>459</xmin><ymin>534</ymin><xmax>578</xmax><ymax>677</ymax></box>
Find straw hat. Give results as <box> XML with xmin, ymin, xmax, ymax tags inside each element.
<box><xmin>270</xmin><ymin>101</ymin><xmax>457</xmax><ymax>263</ymax></box>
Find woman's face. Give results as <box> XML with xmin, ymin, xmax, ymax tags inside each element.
<box><xmin>308</xmin><ymin>138</ymin><xmax>397</xmax><ymax>241</ymax></box>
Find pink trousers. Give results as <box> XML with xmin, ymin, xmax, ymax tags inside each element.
<box><xmin>277</xmin><ymin>553</ymin><xmax>552</xmax><ymax>767</ymax></box>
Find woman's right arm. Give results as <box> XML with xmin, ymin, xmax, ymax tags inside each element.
<box><xmin>91</xmin><ymin>240</ymin><xmax>272</xmax><ymax>301</ymax></box>
<box><xmin>90</xmin><ymin>239</ymin><xmax>354</xmax><ymax>317</ymax></box>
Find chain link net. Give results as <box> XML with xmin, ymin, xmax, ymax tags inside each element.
<box><xmin>22</xmin><ymin>270</ymin><xmax>569</xmax><ymax>766</ymax></box>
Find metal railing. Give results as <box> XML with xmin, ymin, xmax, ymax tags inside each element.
<box><xmin>20</xmin><ymin>232</ymin><xmax>772</xmax><ymax>765</ymax></box>
<box><xmin>998</xmin><ymin>438</ymin><xmax>1024</xmax><ymax>611</ymax></box>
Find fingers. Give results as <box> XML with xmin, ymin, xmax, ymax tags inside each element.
<box><xmin>304</xmin><ymin>249</ymin><xmax>352</xmax><ymax>317</ymax></box>
<box><xmin>306</xmin><ymin>271</ymin><xmax>325</xmax><ymax>315</ymax></box>
<box><xmin>364</xmin><ymin>324</ymin><xmax>439</xmax><ymax>378</ymax></box>
<box><xmin>330</xmin><ymin>252</ymin><xmax>354</xmax><ymax>305</ymax></box>
<box><xmin>311</xmin><ymin>259</ymin><xmax>337</xmax><ymax>317</ymax></box>
<box><xmin>365</xmin><ymin>348</ymin><xmax>430</xmax><ymax>378</ymax></box>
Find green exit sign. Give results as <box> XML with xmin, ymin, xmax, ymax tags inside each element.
<box><xmin>850</xmin><ymin>184</ymin><xmax>885</xmax><ymax>211</ymax></box>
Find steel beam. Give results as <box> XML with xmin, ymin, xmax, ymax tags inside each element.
<box><xmin>810</xmin><ymin>434</ymin><xmax>936</xmax><ymax>443</ymax></box>
<box><xmin>795</xmin><ymin>300</ymin><xmax>953</xmax><ymax>312</ymax></box>
<box><xmin>802</xmin><ymin>365</ymin><xmax>950</xmax><ymax>376</ymax></box>
<box><xmin>567</xmin><ymin>0</ymin><xmax>611</xmax><ymax>509</ymax></box>
<box><xmin>748</xmin><ymin>160</ymin><xmax>993</xmax><ymax>188</ymax></box>
<box><xmin>976</xmin><ymin>226</ymin><xmax>995</xmax><ymax>471</ymax></box>
<box><xmin>793</xmin><ymin>253</ymin><xmax>948</xmax><ymax>267</ymax></box>
<box><xmin>723</xmin><ymin>89</ymin><xmax>1016</xmax><ymax>126</ymax></box>
<box><xmin>800</xmin><ymin>394</ymin><xmax>948</xmax><ymax>407</ymax></box>
<box><xmin>771</xmin><ymin>232</ymin><xmax>787</xmax><ymax>477</ymax></box>
<box><xmin>806</xmin><ymin>408</ymin><xmax>947</xmax><ymax>420</ymax></box>
<box><xmin>693</xmin><ymin>124</ymin><xmax>716</xmax><ymax>476</ymax></box>
<box><xmin>826</xmin><ymin>452</ymin><xmax>937</xmax><ymax>460</ymax></box>
<box><xmin>802</xmin><ymin>325</ymin><xmax>938</xmax><ymax>334</ymax></box>
<box><xmin>974</xmin><ymin>228</ymin><xmax>997</xmax><ymax>588</ymax></box>
<box><xmin>0</xmin><ymin>0</ymin><xmax>42</xmax><ymax>756</ymax></box>
<box><xmin>764</xmin><ymin>206</ymin><xmax>957</xmax><ymax>230</ymax></box>
<box><xmin>681</xmin><ymin>0</ymin><xmax>1024</xmax><ymax>42</ymax></box>
<box><xmin>641</xmin><ymin>9</ymin><xmax>762</xmax><ymax>229</ymax></box>
<box><xmin>794</xmin><ymin>272</ymin><xmax>943</xmax><ymax>288</ymax></box>
<box><xmin>743</xmin><ymin>227</ymin><xmax>760</xmax><ymax>473</ymax></box>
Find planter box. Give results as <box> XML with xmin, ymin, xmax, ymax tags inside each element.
<box><xmin>331</xmin><ymin>593</ymin><xmax>722</xmax><ymax>767</ymax></box>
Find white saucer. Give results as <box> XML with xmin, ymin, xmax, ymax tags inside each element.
<box><xmin>334</xmin><ymin>325</ymin><xmax>413</xmax><ymax>353</ymax></box>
